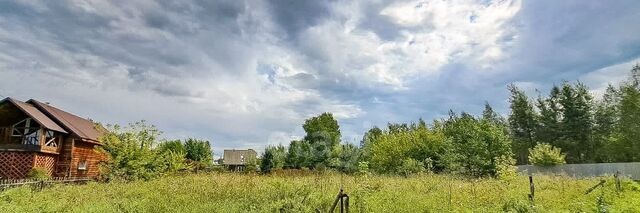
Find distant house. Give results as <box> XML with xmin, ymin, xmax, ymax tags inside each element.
<box><xmin>0</xmin><ymin>98</ymin><xmax>105</xmax><ymax>179</ymax></box>
<box><xmin>222</xmin><ymin>149</ymin><xmax>257</xmax><ymax>171</ymax></box>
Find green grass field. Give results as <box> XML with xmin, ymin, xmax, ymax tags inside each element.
<box><xmin>0</xmin><ymin>172</ymin><xmax>639</xmax><ymax>212</ymax></box>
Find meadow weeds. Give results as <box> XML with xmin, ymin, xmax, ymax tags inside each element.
<box><xmin>0</xmin><ymin>172</ymin><xmax>638</xmax><ymax>212</ymax></box>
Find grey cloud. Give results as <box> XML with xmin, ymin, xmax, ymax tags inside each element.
<box><xmin>1</xmin><ymin>0</ymin><xmax>640</xmax><ymax>151</ymax></box>
<box><xmin>496</xmin><ymin>0</ymin><xmax>640</xmax><ymax>84</ymax></box>
<box><xmin>265</xmin><ymin>0</ymin><xmax>332</xmax><ymax>39</ymax></box>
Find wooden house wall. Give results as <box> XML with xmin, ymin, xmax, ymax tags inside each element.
<box><xmin>0</xmin><ymin>138</ymin><xmax>104</xmax><ymax>179</ymax></box>
<box><xmin>69</xmin><ymin>141</ymin><xmax>103</xmax><ymax>177</ymax></box>
<box><xmin>55</xmin><ymin>137</ymin><xmax>74</xmax><ymax>177</ymax></box>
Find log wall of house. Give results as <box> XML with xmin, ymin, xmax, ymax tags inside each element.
<box><xmin>69</xmin><ymin>141</ymin><xmax>102</xmax><ymax>177</ymax></box>
<box><xmin>55</xmin><ymin>137</ymin><xmax>74</xmax><ymax>177</ymax></box>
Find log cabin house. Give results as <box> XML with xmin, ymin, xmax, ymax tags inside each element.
<box><xmin>0</xmin><ymin>97</ymin><xmax>104</xmax><ymax>179</ymax></box>
<box><xmin>222</xmin><ymin>149</ymin><xmax>257</xmax><ymax>171</ymax></box>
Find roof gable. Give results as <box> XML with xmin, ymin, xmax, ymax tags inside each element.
<box><xmin>28</xmin><ymin>99</ymin><xmax>102</xmax><ymax>143</ymax></box>
<box><xmin>223</xmin><ymin>149</ymin><xmax>257</xmax><ymax>165</ymax></box>
<box><xmin>0</xmin><ymin>98</ymin><xmax>68</xmax><ymax>133</ymax></box>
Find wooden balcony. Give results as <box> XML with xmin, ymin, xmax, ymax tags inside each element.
<box><xmin>0</xmin><ymin>127</ymin><xmax>61</xmax><ymax>154</ymax></box>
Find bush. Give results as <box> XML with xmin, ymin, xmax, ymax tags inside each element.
<box><xmin>98</xmin><ymin>121</ymin><xmax>168</xmax><ymax>181</ymax></box>
<box><xmin>260</xmin><ymin>145</ymin><xmax>286</xmax><ymax>173</ymax></box>
<box><xmin>161</xmin><ymin>151</ymin><xmax>191</xmax><ymax>173</ymax></box>
<box><xmin>157</xmin><ymin>140</ymin><xmax>186</xmax><ymax>155</ymax></box>
<box><xmin>26</xmin><ymin>168</ymin><xmax>50</xmax><ymax>179</ymax></box>
<box><xmin>157</xmin><ymin>140</ymin><xmax>190</xmax><ymax>173</ymax></box>
<box><xmin>244</xmin><ymin>158</ymin><xmax>258</xmax><ymax>173</ymax></box>
<box><xmin>184</xmin><ymin>138</ymin><xmax>213</xmax><ymax>168</ymax></box>
<box><xmin>528</xmin><ymin>143</ymin><xmax>566</xmax><ymax>166</ymax></box>
<box><xmin>495</xmin><ymin>155</ymin><xmax>517</xmax><ymax>180</ymax></box>
<box><xmin>398</xmin><ymin>158</ymin><xmax>424</xmax><ymax>176</ymax></box>
<box><xmin>357</xmin><ymin>161</ymin><xmax>370</xmax><ymax>176</ymax></box>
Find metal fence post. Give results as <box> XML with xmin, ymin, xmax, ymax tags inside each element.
<box><xmin>528</xmin><ymin>175</ymin><xmax>535</xmax><ymax>203</ymax></box>
<box><xmin>614</xmin><ymin>171</ymin><xmax>622</xmax><ymax>192</ymax></box>
<box><xmin>344</xmin><ymin>194</ymin><xmax>349</xmax><ymax>213</ymax></box>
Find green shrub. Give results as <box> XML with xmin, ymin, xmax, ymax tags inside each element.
<box><xmin>357</xmin><ymin>161</ymin><xmax>370</xmax><ymax>176</ymax></box>
<box><xmin>496</xmin><ymin>155</ymin><xmax>518</xmax><ymax>180</ymax></box>
<box><xmin>261</xmin><ymin>145</ymin><xmax>286</xmax><ymax>173</ymax></box>
<box><xmin>528</xmin><ymin>143</ymin><xmax>566</xmax><ymax>166</ymax></box>
<box><xmin>98</xmin><ymin>121</ymin><xmax>167</xmax><ymax>181</ymax></box>
<box><xmin>184</xmin><ymin>138</ymin><xmax>213</xmax><ymax>167</ymax></box>
<box><xmin>161</xmin><ymin>150</ymin><xmax>191</xmax><ymax>173</ymax></box>
<box><xmin>244</xmin><ymin>157</ymin><xmax>258</xmax><ymax>173</ymax></box>
<box><xmin>398</xmin><ymin>158</ymin><xmax>424</xmax><ymax>176</ymax></box>
<box><xmin>157</xmin><ymin>140</ymin><xmax>186</xmax><ymax>155</ymax></box>
<box><xmin>26</xmin><ymin>168</ymin><xmax>50</xmax><ymax>179</ymax></box>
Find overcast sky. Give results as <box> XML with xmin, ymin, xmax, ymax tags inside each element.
<box><xmin>1</xmin><ymin>0</ymin><xmax>639</xmax><ymax>156</ymax></box>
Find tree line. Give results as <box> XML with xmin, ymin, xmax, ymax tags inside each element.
<box><xmin>509</xmin><ymin>64</ymin><xmax>640</xmax><ymax>164</ymax></box>
<box><xmin>262</xmin><ymin>65</ymin><xmax>640</xmax><ymax>177</ymax></box>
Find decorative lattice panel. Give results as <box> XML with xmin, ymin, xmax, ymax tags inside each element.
<box><xmin>0</xmin><ymin>152</ymin><xmax>34</xmax><ymax>179</ymax></box>
<box><xmin>34</xmin><ymin>153</ymin><xmax>57</xmax><ymax>176</ymax></box>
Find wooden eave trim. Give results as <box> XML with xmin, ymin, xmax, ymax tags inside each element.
<box><xmin>78</xmin><ymin>138</ymin><xmax>102</xmax><ymax>145</ymax></box>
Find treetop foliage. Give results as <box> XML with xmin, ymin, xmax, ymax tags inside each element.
<box><xmin>528</xmin><ymin>143</ymin><xmax>566</xmax><ymax>166</ymax></box>
<box><xmin>508</xmin><ymin>65</ymin><xmax>640</xmax><ymax>164</ymax></box>
<box><xmin>99</xmin><ymin>121</ymin><xmax>214</xmax><ymax>181</ymax></box>
<box><xmin>264</xmin><ymin>65</ymin><xmax>640</xmax><ymax>177</ymax></box>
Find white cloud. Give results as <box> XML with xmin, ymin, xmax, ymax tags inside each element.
<box><xmin>267</xmin><ymin>0</ymin><xmax>522</xmax><ymax>91</ymax></box>
<box><xmin>380</xmin><ymin>0</ymin><xmax>521</xmax><ymax>70</ymax></box>
<box><xmin>580</xmin><ymin>57</ymin><xmax>640</xmax><ymax>98</ymax></box>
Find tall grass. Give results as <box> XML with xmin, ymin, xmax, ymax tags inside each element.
<box><xmin>0</xmin><ymin>172</ymin><xmax>638</xmax><ymax>212</ymax></box>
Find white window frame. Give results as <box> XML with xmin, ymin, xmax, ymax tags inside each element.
<box><xmin>78</xmin><ymin>161</ymin><xmax>88</xmax><ymax>171</ymax></box>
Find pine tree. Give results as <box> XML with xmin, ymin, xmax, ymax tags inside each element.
<box><xmin>507</xmin><ymin>85</ymin><xmax>537</xmax><ymax>164</ymax></box>
<box><xmin>482</xmin><ymin>102</ymin><xmax>506</xmax><ymax>126</ymax></box>
<box><xmin>535</xmin><ymin>86</ymin><xmax>562</xmax><ymax>147</ymax></box>
<box><xmin>614</xmin><ymin>84</ymin><xmax>640</xmax><ymax>162</ymax></box>
<box><xmin>558</xmin><ymin>82</ymin><xmax>594</xmax><ymax>163</ymax></box>
<box><xmin>630</xmin><ymin>63</ymin><xmax>640</xmax><ymax>88</ymax></box>
<box><xmin>593</xmin><ymin>85</ymin><xmax>619</xmax><ymax>162</ymax></box>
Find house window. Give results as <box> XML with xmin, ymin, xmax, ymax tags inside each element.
<box><xmin>44</xmin><ymin>130</ymin><xmax>57</xmax><ymax>147</ymax></box>
<box><xmin>78</xmin><ymin>160</ymin><xmax>88</xmax><ymax>171</ymax></box>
